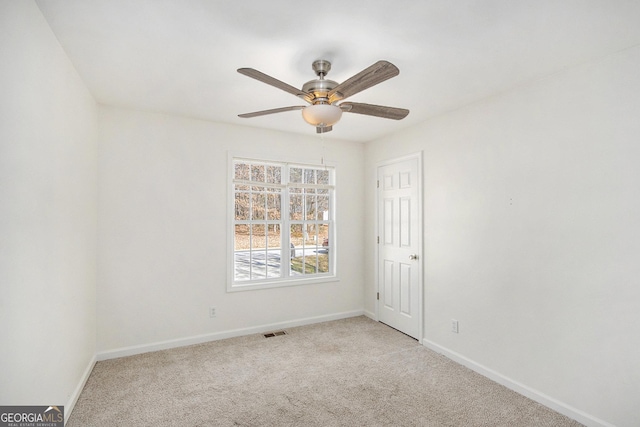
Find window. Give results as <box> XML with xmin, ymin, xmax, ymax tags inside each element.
<box><xmin>230</xmin><ymin>157</ymin><xmax>335</xmax><ymax>290</ymax></box>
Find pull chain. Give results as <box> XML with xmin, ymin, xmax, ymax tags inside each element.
<box><xmin>319</xmin><ymin>132</ymin><xmax>326</xmax><ymax>166</ymax></box>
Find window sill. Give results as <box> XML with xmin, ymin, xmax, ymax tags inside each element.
<box><xmin>227</xmin><ymin>274</ymin><xmax>339</xmax><ymax>292</ymax></box>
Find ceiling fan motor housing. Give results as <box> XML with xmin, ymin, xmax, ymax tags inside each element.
<box><xmin>302</xmin><ymin>60</ymin><xmax>340</xmax><ymax>104</ymax></box>
<box><xmin>302</xmin><ymin>78</ymin><xmax>339</xmax><ymax>104</ymax></box>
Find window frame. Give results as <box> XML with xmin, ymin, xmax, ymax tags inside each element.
<box><xmin>227</xmin><ymin>154</ymin><xmax>337</xmax><ymax>292</ymax></box>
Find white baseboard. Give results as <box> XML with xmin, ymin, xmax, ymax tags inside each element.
<box><xmin>97</xmin><ymin>310</ymin><xmax>364</xmax><ymax>361</ymax></box>
<box><xmin>363</xmin><ymin>309</ymin><xmax>376</xmax><ymax>320</ymax></box>
<box><xmin>65</xmin><ymin>355</ymin><xmax>96</xmax><ymax>424</ymax></box>
<box><xmin>422</xmin><ymin>339</ymin><xmax>615</xmax><ymax>427</ymax></box>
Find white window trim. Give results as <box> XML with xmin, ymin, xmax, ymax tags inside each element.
<box><xmin>227</xmin><ymin>153</ymin><xmax>338</xmax><ymax>292</ymax></box>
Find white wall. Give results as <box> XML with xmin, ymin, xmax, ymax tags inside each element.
<box><xmin>364</xmin><ymin>46</ymin><xmax>640</xmax><ymax>427</ymax></box>
<box><xmin>0</xmin><ymin>0</ymin><xmax>98</xmax><ymax>413</ymax></box>
<box><xmin>97</xmin><ymin>106</ymin><xmax>365</xmax><ymax>354</ymax></box>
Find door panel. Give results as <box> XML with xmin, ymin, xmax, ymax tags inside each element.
<box><xmin>383</xmin><ymin>199</ymin><xmax>394</xmax><ymax>244</ymax></box>
<box><xmin>383</xmin><ymin>260</ymin><xmax>394</xmax><ymax>309</ymax></box>
<box><xmin>400</xmin><ymin>197</ymin><xmax>411</xmax><ymax>247</ymax></box>
<box><xmin>377</xmin><ymin>155</ymin><xmax>421</xmax><ymax>340</ymax></box>
<box><xmin>400</xmin><ymin>262</ymin><xmax>411</xmax><ymax>315</ymax></box>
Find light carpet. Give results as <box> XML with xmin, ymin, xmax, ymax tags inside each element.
<box><xmin>68</xmin><ymin>316</ymin><xmax>583</xmax><ymax>426</ymax></box>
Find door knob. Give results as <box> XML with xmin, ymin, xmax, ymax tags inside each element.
<box><xmin>409</xmin><ymin>254</ymin><xmax>419</xmax><ymax>260</ymax></box>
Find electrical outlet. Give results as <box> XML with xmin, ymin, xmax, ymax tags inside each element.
<box><xmin>209</xmin><ymin>307</ymin><xmax>217</xmax><ymax>318</ymax></box>
<box><xmin>451</xmin><ymin>319</ymin><xmax>459</xmax><ymax>333</ymax></box>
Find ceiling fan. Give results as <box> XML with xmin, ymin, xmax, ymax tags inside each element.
<box><xmin>237</xmin><ymin>59</ymin><xmax>409</xmax><ymax>133</ymax></box>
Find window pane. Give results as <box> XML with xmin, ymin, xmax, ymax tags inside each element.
<box><xmin>290</xmin><ymin>167</ymin><xmax>302</xmax><ymax>183</ymax></box>
<box><xmin>317</xmin><ymin>169</ymin><xmax>329</xmax><ymax>185</ymax></box>
<box><xmin>266</xmin><ymin>165</ymin><xmax>281</xmax><ymax>184</ymax></box>
<box><xmin>234</xmin><ymin>251</ymin><xmax>251</xmax><ymax>282</ymax></box>
<box><xmin>234</xmin><ymin>224</ymin><xmax>251</xmax><ymax>281</ymax></box>
<box><xmin>305</xmin><ymin>195</ymin><xmax>316</xmax><ymax>220</ymax></box>
<box><xmin>290</xmin><ymin>194</ymin><xmax>303</xmax><ymax>220</ymax></box>
<box><xmin>251</xmin><ymin>192</ymin><xmax>265</xmax><ymax>220</ymax></box>
<box><xmin>267</xmin><ymin>224</ymin><xmax>281</xmax><ymax>248</ymax></box>
<box><xmin>266</xmin><ymin>250</ymin><xmax>281</xmax><ymax>278</ymax></box>
<box><xmin>267</xmin><ymin>193</ymin><xmax>281</xmax><ymax>220</ymax></box>
<box><xmin>304</xmin><ymin>169</ymin><xmax>316</xmax><ymax>184</ymax></box>
<box><xmin>250</xmin><ymin>250</ymin><xmax>266</xmax><ymax>280</ymax></box>
<box><xmin>251</xmin><ymin>164</ymin><xmax>265</xmax><ymax>182</ymax></box>
<box><xmin>290</xmin><ymin>224</ymin><xmax>303</xmax><ymax>248</ymax></box>
<box><xmin>234</xmin><ymin>224</ymin><xmax>250</xmax><ymax>251</ymax></box>
<box><xmin>317</xmin><ymin>252</ymin><xmax>329</xmax><ymax>273</ymax></box>
<box><xmin>235</xmin><ymin>192</ymin><xmax>249</xmax><ymax>220</ymax></box>
<box><xmin>235</xmin><ymin>163</ymin><xmax>250</xmax><ymax>180</ymax></box>
<box><xmin>251</xmin><ymin>224</ymin><xmax>266</xmax><ymax>249</ymax></box>
<box><xmin>305</xmin><ymin>223</ymin><xmax>319</xmax><ymax>246</ymax></box>
<box><xmin>319</xmin><ymin>224</ymin><xmax>330</xmax><ymax>249</ymax></box>
<box><xmin>317</xmin><ymin>195</ymin><xmax>329</xmax><ymax>220</ymax></box>
<box><xmin>290</xmin><ymin>224</ymin><xmax>303</xmax><ymax>276</ymax></box>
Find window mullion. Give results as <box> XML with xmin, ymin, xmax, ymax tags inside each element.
<box><xmin>248</xmin><ymin>223</ymin><xmax>253</xmax><ymax>281</ymax></box>
<box><xmin>282</xmin><ymin>164</ymin><xmax>291</xmax><ymax>278</ymax></box>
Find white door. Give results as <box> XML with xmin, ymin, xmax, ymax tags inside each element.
<box><xmin>377</xmin><ymin>154</ymin><xmax>422</xmax><ymax>340</ymax></box>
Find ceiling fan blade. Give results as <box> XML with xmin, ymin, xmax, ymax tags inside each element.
<box><xmin>328</xmin><ymin>61</ymin><xmax>399</xmax><ymax>102</ymax></box>
<box><xmin>340</xmin><ymin>102</ymin><xmax>409</xmax><ymax>120</ymax></box>
<box><xmin>238</xmin><ymin>106</ymin><xmax>305</xmax><ymax>118</ymax></box>
<box><xmin>238</xmin><ymin>68</ymin><xmax>312</xmax><ymax>102</ymax></box>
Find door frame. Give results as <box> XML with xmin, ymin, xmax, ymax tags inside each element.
<box><xmin>374</xmin><ymin>152</ymin><xmax>424</xmax><ymax>342</ymax></box>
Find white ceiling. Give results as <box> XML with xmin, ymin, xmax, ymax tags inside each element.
<box><xmin>36</xmin><ymin>0</ymin><xmax>640</xmax><ymax>142</ymax></box>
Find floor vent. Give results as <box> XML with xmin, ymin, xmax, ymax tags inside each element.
<box><xmin>264</xmin><ymin>331</ymin><xmax>287</xmax><ymax>338</ymax></box>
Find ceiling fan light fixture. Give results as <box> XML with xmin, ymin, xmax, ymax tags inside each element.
<box><xmin>302</xmin><ymin>104</ymin><xmax>342</xmax><ymax>127</ymax></box>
